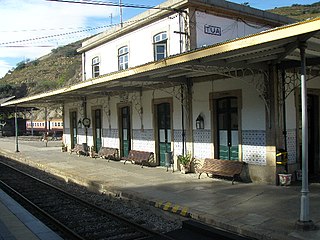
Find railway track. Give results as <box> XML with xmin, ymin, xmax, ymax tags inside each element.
<box><xmin>0</xmin><ymin>161</ymin><xmax>172</xmax><ymax>240</ymax></box>
<box><xmin>0</xmin><ymin>158</ymin><xmax>257</xmax><ymax>240</ymax></box>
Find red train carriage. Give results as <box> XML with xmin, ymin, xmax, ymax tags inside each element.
<box><xmin>26</xmin><ymin>119</ymin><xmax>63</xmax><ymax>136</ymax></box>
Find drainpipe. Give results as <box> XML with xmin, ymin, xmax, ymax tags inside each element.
<box><xmin>83</xmin><ymin>52</ymin><xmax>86</xmax><ymax>81</ymax></box>
<box><xmin>296</xmin><ymin>42</ymin><xmax>314</xmax><ymax>230</ymax></box>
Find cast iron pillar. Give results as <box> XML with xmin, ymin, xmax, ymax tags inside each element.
<box><xmin>296</xmin><ymin>42</ymin><xmax>315</xmax><ymax>230</ymax></box>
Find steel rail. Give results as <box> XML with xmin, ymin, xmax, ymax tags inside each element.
<box><xmin>0</xmin><ymin>161</ymin><xmax>174</xmax><ymax>240</ymax></box>
<box><xmin>0</xmin><ymin>179</ymin><xmax>84</xmax><ymax>240</ymax></box>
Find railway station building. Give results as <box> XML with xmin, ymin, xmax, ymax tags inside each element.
<box><xmin>2</xmin><ymin>0</ymin><xmax>320</xmax><ymax>184</ymax></box>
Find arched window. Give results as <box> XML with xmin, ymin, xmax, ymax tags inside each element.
<box><xmin>118</xmin><ymin>46</ymin><xmax>129</xmax><ymax>70</ymax></box>
<box><xmin>153</xmin><ymin>32</ymin><xmax>167</xmax><ymax>61</ymax></box>
<box><xmin>92</xmin><ymin>56</ymin><xmax>100</xmax><ymax>77</ymax></box>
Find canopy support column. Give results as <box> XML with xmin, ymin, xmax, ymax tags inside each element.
<box><xmin>296</xmin><ymin>42</ymin><xmax>315</xmax><ymax>230</ymax></box>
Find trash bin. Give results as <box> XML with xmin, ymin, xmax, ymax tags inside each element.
<box><xmin>82</xmin><ymin>143</ymin><xmax>89</xmax><ymax>155</ymax></box>
<box><xmin>165</xmin><ymin>151</ymin><xmax>174</xmax><ymax>172</ymax></box>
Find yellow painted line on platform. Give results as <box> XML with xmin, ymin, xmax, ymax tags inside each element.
<box><xmin>155</xmin><ymin>200</ymin><xmax>190</xmax><ymax>217</ymax></box>
<box><xmin>172</xmin><ymin>205</ymin><xmax>179</xmax><ymax>213</ymax></box>
<box><xmin>163</xmin><ymin>202</ymin><xmax>171</xmax><ymax>211</ymax></box>
<box><xmin>180</xmin><ymin>207</ymin><xmax>189</xmax><ymax>216</ymax></box>
<box><xmin>155</xmin><ymin>201</ymin><xmax>163</xmax><ymax>208</ymax></box>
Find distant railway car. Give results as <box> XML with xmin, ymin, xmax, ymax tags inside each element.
<box><xmin>50</xmin><ymin>119</ymin><xmax>64</xmax><ymax>132</ymax></box>
<box><xmin>26</xmin><ymin>119</ymin><xmax>63</xmax><ymax>135</ymax></box>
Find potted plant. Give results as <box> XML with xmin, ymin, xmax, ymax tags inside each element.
<box><xmin>178</xmin><ymin>153</ymin><xmax>193</xmax><ymax>174</ymax></box>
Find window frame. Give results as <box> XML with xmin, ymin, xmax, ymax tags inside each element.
<box><xmin>118</xmin><ymin>46</ymin><xmax>129</xmax><ymax>70</ymax></box>
<box><xmin>92</xmin><ymin>56</ymin><xmax>100</xmax><ymax>78</ymax></box>
<box><xmin>153</xmin><ymin>32</ymin><xmax>167</xmax><ymax>61</ymax></box>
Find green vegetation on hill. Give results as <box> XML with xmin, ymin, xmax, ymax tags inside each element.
<box><xmin>0</xmin><ymin>40</ymin><xmax>82</xmax><ymax>98</ymax></box>
<box><xmin>268</xmin><ymin>2</ymin><xmax>320</xmax><ymax>20</ymax></box>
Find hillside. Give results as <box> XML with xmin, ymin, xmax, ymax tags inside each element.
<box><xmin>268</xmin><ymin>2</ymin><xmax>320</xmax><ymax>20</ymax></box>
<box><xmin>0</xmin><ymin>41</ymin><xmax>82</xmax><ymax>98</ymax></box>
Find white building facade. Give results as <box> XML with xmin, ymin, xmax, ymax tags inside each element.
<box><xmin>61</xmin><ymin>0</ymin><xmax>301</xmax><ymax>184</ymax></box>
<box><xmin>4</xmin><ymin>0</ymin><xmax>318</xmax><ymax>185</ymax></box>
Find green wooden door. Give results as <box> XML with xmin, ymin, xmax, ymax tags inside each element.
<box><xmin>157</xmin><ymin>103</ymin><xmax>171</xmax><ymax>166</ymax></box>
<box><xmin>94</xmin><ymin>109</ymin><xmax>102</xmax><ymax>153</ymax></box>
<box><xmin>120</xmin><ymin>106</ymin><xmax>131</xmax><ymax>157</ymax></box>
<box><xmin>217</xmin><ymin>97</ymin><xmax>238</xmax><ymax>160</ymax></box>
<box><xmin>70</xmin><ymin>111</ymin><xmax>77</xmax><ymax>148</ymax></box>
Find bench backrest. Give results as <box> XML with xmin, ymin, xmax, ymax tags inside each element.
<box><xmin>203</xmin><ymin>158</ymin><xmax>244</xmax><ymax>174</ymax></box>
<box><xmin>128</xmin><ymin>150</ymin><xmax>153</xmax><ymax>161</ymax></box>
<box><xmin>74</xmin><ymin>144</ymin><xmax>87</xmax><ymax>151</ymax></box>
<box><xmin>98</xmin><ymin>147</ymin><xmax>118</xmax><ymax>155</ymax></box>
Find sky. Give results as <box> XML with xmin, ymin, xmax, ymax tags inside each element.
<box><xmin>0</xmin><ymin>0</ymin><xmax>319</xmax><ymax>78</ymax></box>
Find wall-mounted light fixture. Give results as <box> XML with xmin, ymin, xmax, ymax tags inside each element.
<box><xmin>196</xmin><ymin>114</ymin><xmax>204</xmax><ymax>129</ymax></box>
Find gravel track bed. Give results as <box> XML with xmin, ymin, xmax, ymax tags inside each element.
<box><xmin>0</xmin><ymin>157</ymin><xmax>183</xmax><ymax>234</ymax></box>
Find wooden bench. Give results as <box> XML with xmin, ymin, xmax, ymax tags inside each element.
<box><xmin>97</xmin><ymin>147</ymin><xmax>119</xmax><ymax>161</ymax></box>
<box><xmin>70</xmin><ymin>143</ymin><xmax>89</xmax><ymax>157</ymax></box>
<box><xmin>197</xmin><ymin>158</ymin><xmax>245</xmax><ymax>184</ymax></box>
<box><xmin>122</xmin><ymin>150</ymin><xmax>154</xmax><ymax>168</ymax></box>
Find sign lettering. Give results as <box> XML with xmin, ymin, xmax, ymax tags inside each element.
<box><xmin>204</xmin><ymin>24</ymin><xmax>221</xmax><ymax>36</ymax></box>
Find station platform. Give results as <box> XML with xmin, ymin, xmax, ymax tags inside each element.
<box><xmin>0</xmin><ymin>188</ymin><xmax>62</xmax><ymax>240</ymax></box>
<box><xmin>0</xmin><ymin>137</ymin><xmax>320</xmax><ymax>240</ymax></box>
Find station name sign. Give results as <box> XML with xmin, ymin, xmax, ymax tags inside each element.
<box><xmin>204</xmin><ymin>24</ymin><xmax>221</xmax><ymax>36</ymax></box>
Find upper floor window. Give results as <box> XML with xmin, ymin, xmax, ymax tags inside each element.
<box><xmin>92</xmin><ymin>56</ymin><xmax>100</xmax><ymax>77</ymax></box>
<box><xmin>118</xmin><ymin>46</ymin><xmax>129</xmax><ymax>70</ymax></box>
<box><xmin>153</xmin><ymin>32</ymin><xmax>167</xmax><ymax>61</ymax></box>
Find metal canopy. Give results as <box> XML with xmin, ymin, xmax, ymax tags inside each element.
<box><xmin>0</xmin><ymin>96</ymin><xmax>37</xmax><ymax>115</ymax></box>
<box><xmin>2</xmin><ymin>17</ymin><xmax>320</xmax><ymax>108</ymax></box>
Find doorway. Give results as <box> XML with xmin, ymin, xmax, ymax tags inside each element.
<box><xmin>299</xmin><ymin>94</ymin><xmax>319</xmax><ymax>175</ymax></box>
<box><xmin>216</xmin><ymin>97</ymin><xmax>239</xmax><ymax>160</ymax></box>
<box><xmin>155</xmin><ymin>102</ymin><xmax>171</xmax><ymax>166</ymax></box>
<box><xmin>119</xmin><ymin>106</ymin><xmax>131</xmax><ymax>158</ymax></box>
<box><xmin>92</xmin><ymin>109</ymin><xmax>102</xmax><ymax>153</ymax></box>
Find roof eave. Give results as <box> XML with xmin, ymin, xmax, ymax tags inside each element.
<box><xmin>4</xmin><ymin>17</ymin><xmax>320</xmax><ymax>107</ymax></box>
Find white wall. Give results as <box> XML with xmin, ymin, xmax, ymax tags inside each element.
<box><xmin>195</xmin><ymin>11</ymin><xmax>269</xmax><ymax>48</ymax></box>
<box><xmin>84</xmin><ymin>13</ymin><xmax>184</xmax><ymax>80</ymax></box>
<box><xmin>192</xmin><ymin>76</ymin><xmax>266</xmax><ymax>130</ymax></box>
<box><xmin>84</xmin><ymin>9</ymin><xmax>271</xmax><ymax>80</ymax></box>
<box><xmin>285</xmin><ymin>92</ymin><xmax>296</xmax><ymax>129</ymax></box>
